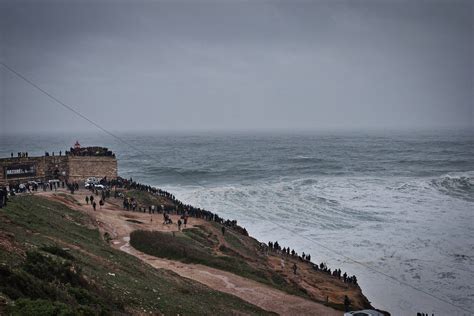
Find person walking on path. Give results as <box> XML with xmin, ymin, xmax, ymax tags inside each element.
<box><xmin>92</xmin><ymin>201</ymin><xmax>97</xmax><ymax>211</ymax></box>
<box><xmin>85</xmin><ymin>196</ymin><xmax>89</xmax><ymax>204</ymax></box>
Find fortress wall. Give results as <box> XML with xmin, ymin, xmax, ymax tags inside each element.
<box><xmin>0</xmin><ymin>154</ymin><xmax>117</xmax><ymax>185</ymax></box>
<box><xmin>0</xmin><ymin>157</ymin><xmax>46</xmax><ymax>185</ymax></box>
<box><xmin>67</xmin><ymin>156</ymin><xmax>117</xmax><ymax>182</ymax></box>
<box><xmin>44</xmin><ymin>156</ymin><xmax>69</xmax><ymax>179</ymax></box>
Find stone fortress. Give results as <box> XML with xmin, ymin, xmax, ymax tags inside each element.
<box><xmin>0</xmin><ymin>141</ymin><xmax>117</xmax><ymax>186</ymax></box>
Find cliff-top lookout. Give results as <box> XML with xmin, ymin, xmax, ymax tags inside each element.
<box><xmin>0</xmin><ymin>141</ymin><xmax>117</xmax><ymax>185</ymax></box>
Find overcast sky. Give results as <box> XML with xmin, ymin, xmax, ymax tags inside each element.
<box><xmin>0</xmin><ymin>0</ymin><xmax>472</xmax><ymax>133</ymax></box>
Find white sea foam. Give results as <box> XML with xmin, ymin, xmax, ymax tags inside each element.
<box><xmin>2</xmin><ymin>131</ymin><xmax>473</xmax><ymax>315</ymax></box>
<box><xmin>164</xmin><ymin>174</ymin><xmax>474</xmax><ymax>315</ymax></box>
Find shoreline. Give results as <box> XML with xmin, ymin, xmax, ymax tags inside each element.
<box><xmin>2</xmin><ymin>178</ymin><xmax>382</xmax><ymax>314</ymax></box>
<box><xmin>163</xmin><ymin>183</ymin><xmax>471</xmax><ymax>316</ymax></box>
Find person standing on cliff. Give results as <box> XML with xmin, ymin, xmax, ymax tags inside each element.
<box><xmin>344</xmin><ymin>295</ymin><xmax>351</xmax><ymax>312</ymax></box>
<box><xmin>292</xmin><ymin>263</ymin><xmax>297</xmax><ymax>275</ymax></box>
<box><xmin>85</xmin><ymin>196</ymin><xmax>89</xmax><ymax>204</ymax></box>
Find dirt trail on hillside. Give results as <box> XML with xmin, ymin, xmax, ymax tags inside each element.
<box><xmin>39</xmin><ymin>190</ymin><xmax>341</xmax><ymax>316</ymax></box>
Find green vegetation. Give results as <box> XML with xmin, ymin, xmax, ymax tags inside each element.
<box><xmin>0</xmin><ymin>195</ymin><xmax>273</xmax><ymax>315</ymax></box>
<box><xmin>130</xmin><ymin>226</ymin><xmax>308</xmax><ymax>298</ymax></box>
<box><xmin>124</xmin><ymin>190</ymin><xmax>171</xmax><ymax>208</ymax></box>
<box><xmin>40</xmin><ymin>245</ymin><xmax>75</xmax><ymax>260</ymax></box>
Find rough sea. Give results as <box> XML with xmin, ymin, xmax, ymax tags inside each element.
<box><xmin>1</xmin><ymin>129</ymin><xmax>473</xmax><ymax>315</ymax></box>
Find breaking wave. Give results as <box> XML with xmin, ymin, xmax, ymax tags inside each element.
<box><xmin>429</xmin><ymin>172</ymin><xmax>474</xmax><ymax>201</ymax></box>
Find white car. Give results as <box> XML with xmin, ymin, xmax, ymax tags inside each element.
<box><xmin>85</xmin><ymin>177</ymin><xmax>99</xmax><ymax>184</ymax></box>
<box><xmin>344</xmin><ymin>310</ymin><xmax>385</xmax><ymax>316</ymax></box>
<box><xmin>85</xmin><ymin>183</ymin><xmax>106</xmax><ymax>190</ymax></box>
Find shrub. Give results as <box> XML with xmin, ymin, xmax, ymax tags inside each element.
<box><xmin>40</xmin><ymin>245</ymin><xmax>75</xmax><ymax>260</ymax></box>
<box><xmin>8</xmin><ymin>298</ymin><xmax>74</xmax><ymax>316</ymax></box>
<box><xmin>23</xmin><ymin>251</ymin><xmax>86</xmax><ymax>288</ymax></box>
<box><xmin>0</xmin><ymin>265</ymin><xmax>57</xmax><ymax>301</ymax></box>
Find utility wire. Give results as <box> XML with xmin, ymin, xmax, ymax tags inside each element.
<box><xmin>0</xmin><ymin>61</ymin><xmax>200</xmax><ymax>186</ymax></box>
<box><xmin>1</xmin><ymin>61</ymin><xmax>470</xmax><ymax>314</ymax></box>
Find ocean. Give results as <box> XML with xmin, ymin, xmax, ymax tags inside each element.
<box><xmin>1</xmin><ymin>129</ymin><xmax>473</xmax><ymax>315</ymax></box>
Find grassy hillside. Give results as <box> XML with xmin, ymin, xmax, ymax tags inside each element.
<box><xmin>130</xmin><ymin>221</ymin><xmax>372</xmax><ymax>311</ymax></box>
<box><xmin>0</xmin><ymin>195</ymin><xmax>273</xmax><ymax>315</ymax></box>
<box><xmin>130</xmin><ymin>225</ymin><xmax>299</xmax><ymax>296</ymax></box>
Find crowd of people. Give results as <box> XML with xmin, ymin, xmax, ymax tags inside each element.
<box><xmin>9</xmin><ymin>150</ymin><xmax>68</xmax><ymax>157</ymax></box>
<box><xmin>11</xmin><ymin>152</ymin><xmax>29</xmax><ymax>158</ymax></box>
<box><xmin>266</xmin><ymin>239</ymin><xmax>359</xmax><ymax>286</ymax></box>
<box><xmin>67</xmin><ymin>146</ymin><xmax>115</xmax><ymax>157</ymax></box>
<box><xmin>99</xmin><ymin>177</ymin><xmax>249</xmax><ymax>236</ymax></box>
<box><xmin>0</xmin><ymin>180</ymin><xmax>81</xmax><ymax>196</ymax></box>
<box><xmin>0</xmin><ymin>179</ymin><xmax>81</xmax><ymax>207</ymax></box>
<box><xmin>101</xmin><ymin>177</ymin><xmax>361</xmax><ymax>288</ymax></box>
<box><xmin>44</xmin><ymin>151</ymin><xmax>63</xmax><ymax>156</ymax></box>
<box><xmin>3</xmin><ymin>174</ymin><xmax>362</xmax><ymax>295</ymax></box>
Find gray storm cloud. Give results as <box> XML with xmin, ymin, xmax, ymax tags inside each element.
<box><xmin>0</xmin><ymin>0</ymin><xmax>472</xmax><ymax>133</ymax></box>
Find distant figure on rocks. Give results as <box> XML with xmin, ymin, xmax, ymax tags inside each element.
<box><xmin>85</xmin><ymin>196</ymin><xmax>89</xmax><ymax>204</ymax></box>
<box><xmin>90</xmin><ymin>195</ymin><xmax>94</xmax><ymax>204</ymax></box>
<box><xmin>344</xmin><ymin>295</ymin><xmax>351</xmax><ymax>312</ymax></box>
<box><xmin>178</xmin><ymin>219</ymin><xmax>182</xmax><ymax>231</ymax></box>
<box><xmin>292</xmin><ymin>263</ymin><xmax>297</xmax><ymax>275</ymax></box>
<box><xmin>92</xmin><ymin>201</ymin><xmax>97</xmax><ymax>211</ymax></box>
<box><xmin>221</xmin><ymin>226</ymin><xmax>225</xmax><ymax>235</ymax></box>
<box><xmin>99</xmin><ymin>199</ymin><xmax>104</xmax><ymax>209</ymax></box>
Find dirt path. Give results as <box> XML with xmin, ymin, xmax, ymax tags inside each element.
<box><xmin>39</xmin><ymin>190</ymin><xmax>342</xmax><ymax>316</ymax></box>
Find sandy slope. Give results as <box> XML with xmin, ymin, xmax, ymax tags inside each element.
<box><xmin>38</xmin><ymin>189</ymin><xmax>342</xmax><ymax>316</ymax></box>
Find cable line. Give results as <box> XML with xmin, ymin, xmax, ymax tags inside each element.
<box><xmin>1</xmin><ymin>61</ymin><xmax>469</xmax><ymax>314</ymax></box>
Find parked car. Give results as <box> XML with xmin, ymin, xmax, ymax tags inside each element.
<box><xmin>344</xmin><ymin>310</ymin><xmax>385</xmax><ymax>316</ymax></box>
<box><xmin>85</xmin><ymin>183</ymin><xmax>105</xmax><ymax>190</ymax></box>
<box><xmin>85</xmin><ymin>177</ymin><xmax>99</xmax><ymax>185</ymax></box>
